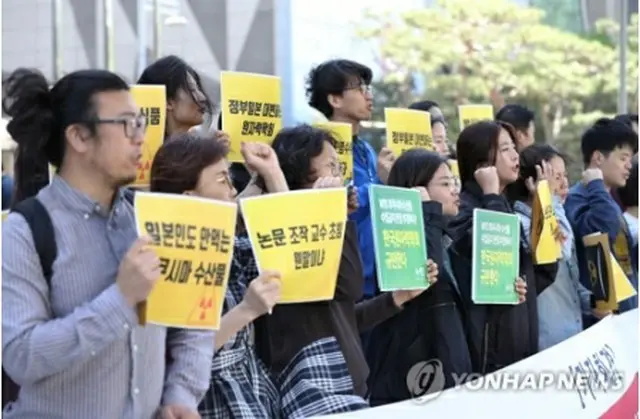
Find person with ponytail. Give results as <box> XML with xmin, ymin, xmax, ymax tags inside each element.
<box><xmin>2</xmin><ymin>68</ymin><xmax>213</xmax><ymax>418</ymax></box>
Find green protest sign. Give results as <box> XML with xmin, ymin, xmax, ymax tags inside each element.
<box><xmin>472</xmin><ymin>209</ymin><xmax>520</xmax><ymax>304</ymax></box>
<box><xmin>369</xmin><ymin>185</ymin><xmax>428</xmax><ymax>291</ymax></box>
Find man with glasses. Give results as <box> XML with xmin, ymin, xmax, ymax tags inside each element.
<box><xmin>306</xmin><ymin>59</ymin><xmax>397</xmax><ymax>352</ymax></box>
<box><xmin>2</xmin><ymin>68</ymin><xmax>213</xmax><ymax>418</ymax></box>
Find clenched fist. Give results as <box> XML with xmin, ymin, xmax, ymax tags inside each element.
<box><xmin>582</xmin><ymin>168</ymin><xmax>603</xmax><ymax>185</ymax></box>
<box><xmin>377</xmin><ymin>147</ymin><xmax>396</xmax><ymax>185</ymax></box>
<box><xmin>116</xmin><ymin>236</ymin><xmax>162</xmax><ymax>307</ymax></box>
<box><xmin>474</xmin><ymin>166</ymin><xmax>500</xmax><ymax>195</ymax></box>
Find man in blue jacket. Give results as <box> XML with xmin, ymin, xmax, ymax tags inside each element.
<box><xmin>565</xmin><ymin>118</ymin><xmax>638</xmax><ymax>320</ymax></box>
<box><xmin>306</xmin><ymin>59</ymin><xmax>396</xmax><ymax>346</ymax></box>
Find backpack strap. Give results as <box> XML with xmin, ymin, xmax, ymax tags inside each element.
<box><xmin>11</xmin><ymin>197</ymin><xmax>57</xmax><ymax>284</ymax></box>
<box><xmin>123</xmin><ymin>188</ymin><xmax>136</xmax><ymax>205</ymax></box>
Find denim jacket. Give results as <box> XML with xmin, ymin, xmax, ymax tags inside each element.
<box><xmin>514</xmin><ymin>197</ymin><xmax>591</xmax><ymax>351</ymax></box>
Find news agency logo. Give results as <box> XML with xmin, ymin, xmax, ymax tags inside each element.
<box><xmin>406</xmin><ymin>359</ymin><xmax>447</xmax><ymax>402</ymax></box>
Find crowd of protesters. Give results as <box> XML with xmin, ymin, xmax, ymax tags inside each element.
<box><xmin>1</xmin><ymin>55</ymin><xmax>638</xmax><ymax>418</ymax></box>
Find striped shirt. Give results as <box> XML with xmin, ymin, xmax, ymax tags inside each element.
<box><xmin>2</xmin><ymin>177</ymin><xmax>214</xmax><ymax>418</ymax></box>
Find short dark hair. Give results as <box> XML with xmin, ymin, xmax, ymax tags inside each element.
<box><xmin>270</xmin><ymin>124</ymin><xmax>337</xmax><ymax>190</ymax></box>
<box><xmin>3</xmin><ymin>68</ymin><xmax>129</xmax><ymax>205</ymax></box>
<box><xmin>507</xmin><ymin>144</ymin><xmax>567</xmax><ymax>203</ymax></box>
<box><xmin>137</xmin><ymin>55</ymin><xmax>212</xmax><ymax>114</ymax></box>
<box><xmin>150</xmin><ymin>132</ymin><xmax>228</xmax><ymax>194</ymax></box>
<box><xmin>618</xmin><ymin>155</ymin><xmax>638</xmax><ymax>208</ymax></box>
<box><xmin>614</xmin><ymin>113</ymin><xmax>639</xmax><ymax>129</ymax></box>
<box><xmin>306</xmin><ymin>59</ymin><xmax>373</xmax><ymax>118</ymax></box>
<box><xmin>408</xmin><ymin>100</ymin><xmax>440</xmax><ymax>113</ymax></box>
<box><xmin>495</xmin><ymin>104</ymin><xmax>535</xmax><ymax>133</ymax></box>
<box><xmin>387</xmin><ymin>149</ymin><xmax>449</xmax><ymax>189</ymax></box>
<box><xmin>456</xmin><ymin>120</ymin><xmax>518</xmax><ymax>187</ymax></box>
<box><xmin>581</xmin><ymin>118</ymin><xmax>638</xmax><ymax>165</ymax></box>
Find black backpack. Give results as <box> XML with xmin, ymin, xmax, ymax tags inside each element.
<box><xmin>2</xmin><ymin>189</ymin><xmax>135</xmax><ymax>409</ymax></box>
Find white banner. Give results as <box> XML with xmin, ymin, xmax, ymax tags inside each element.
<box><xmin>322</xmin><ymin>310</ymin><xmax>638</xmax><ymax>418</ymax></box>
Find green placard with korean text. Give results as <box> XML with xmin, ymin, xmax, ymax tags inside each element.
<box><xmin>370</xmin><ymin>185</ymin><xmax>428</xmax><ymax>291</ymax></box>
<box><xmin>472</xmin><ymin>209</ymin><xmax>520</xmax><ymax>304</ymax></box>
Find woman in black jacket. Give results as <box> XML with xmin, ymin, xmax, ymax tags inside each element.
<box><xmin>448</xmin><ymin>121</ymin><xmax>557</xmax><ymax>375</ymax></box>
<box><xmin>366</xmin><ymin>149</ymin><xmax>475</xmax><ymax>406</ymax></box>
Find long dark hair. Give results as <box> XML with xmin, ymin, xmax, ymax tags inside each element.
<box><xmin>456</xmin><ymin>120</ymin><xmax>517</xmax><ymax>188</ymax></box>
<box><xmin>3</xmin><ymin>68</ymin><xmax>129</xmax><ymax>207</ymax></box>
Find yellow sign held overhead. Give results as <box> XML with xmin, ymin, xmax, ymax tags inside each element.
<box><xmin>384</xmin><ymin>108</ymin><xmax>433</xmax><ymax>156</ymax></box>
<box><xmin>130</xmin><ymin>85</ymin><xmax>167</xmax><ymax>188</ymax></box>
<box><xmin>241</xmin><ymin>188</ymin><xmax>348</xmax><ymax>303</ymax></box>
<box><xmin>531</xmin><ymin>180</ymin><xmax>562</xmax><ymax>264</ymax></box>
<box><xmin>313</xmin><ymin>122</ymin><xmax>353</xmax><ymax>184</ymax></box>
<box><xmin>134</xmin><ymin>192</ymin><xmax>237</xmax><ymax>330</ymax></box>
<box><xmin>458</xmin><ymin>104</ymin><xmax>494</xmax><ymax>131</ymax></box>
<box><xmin>221</xmin><ymin>71</ymin><xmax>282</xmax><ymax>162</ymax></box>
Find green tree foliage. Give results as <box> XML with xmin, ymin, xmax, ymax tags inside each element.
<box><xmin>357</xmin><ymin>0</ymin><xmax>638</xmax><ymax>179</ymax></box>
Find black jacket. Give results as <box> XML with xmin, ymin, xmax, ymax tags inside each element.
<box><xmin>448</xmin><ymin>181</ymin><xmax>557</xmax><ymax>374</ymax></box>
<box><xmin>366</xmin><ymin>202</ymin><xmax>473</xmax><ymax>406</ymax></box>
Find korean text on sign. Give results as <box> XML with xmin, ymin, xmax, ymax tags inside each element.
<box><xmin>134</xmin><ymin>192</ymin><xmax>237</xmax><ymax>330</ymax></box>
<box><xmin>384</xmin><ymin>108</ymin><xmax>433</xmax><ymax>157</ymax></box>
<box><xmin>471</xmin><ymin>209</ymin><xmax>520</xmax><ymax>304</ymax></box>
<box><xmin>220</xmin><ymin>71</ymin><xmax>282</xmax><ymax>162</ymax></box>
<box><xmin>531</xmin><ymin>180</ymin><xmax>561</xmax><ymax>264</ymax></box>
<box><xmin>313</xmin><ymin>122</ymin><xmax>353</xmax><ymax>183</ymax></box>
<box><xmin>370</xmin><ymin>185</ymin><xmax>428</xmax><ymax>292</ymax></box>
<box><xmin>130</xmin><ymin>85</ymin><xmax>167</xmax><ymax>188</ymax></box>
<box><xmin>458</xmin><ymin>104</ymin><xmax>494</xmax><ymax>131</ymax></box>
<box><xmin>241</xmin><ymin>188</ymin><xmax>347</xmax><ymax>303</ymax></box>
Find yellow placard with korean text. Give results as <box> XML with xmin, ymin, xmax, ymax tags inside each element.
<box><xmin>134</xmin><ymin>192</ymin><xmax>237</xmax><ymax>330</ymax></box>
<box><xmin>313</xmin><ymin>122</ymin><xmax>353</xmax><ymax>184</ymax></box>
<box><xmin>131</xmin><ymin>85</ymin><xmax>167</xmax><ymax>188</ymax></box>
<box><xmin>221</xmin><ymin>71</ymin><xmax>282</xmax><ymax>162</ymax></box>
<box><xmin>384</xmin><ymin>108</ymin><xmax>433</xmax><ymax>156</ymax></box>
<box><xmin>241</xmin><ymin>188</ymin><xmax>348</xmax><ymax>303</ymax></box>
<box><xmin>583</xmin><ymin>232</ymin><xmax>637</xmax><ymax>312</ymax></box>
<box><xmin>2</xmin><ymin>210</ymin><xmax>8</xmax><ymax>222</ymax></box>
<box><xmin>530</xmin><ymin>180</ymin><xmax>562</xmax><ymax>264</ymax></box>
<box><xmin>458</xmin><ymin>104</ymin><xmax>494</xmax><ymax>131</ymax></box>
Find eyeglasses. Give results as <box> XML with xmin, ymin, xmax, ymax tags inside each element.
<box><xmin>345</xmin><ymin>83</ymin><xmax>373</xmax><ymax>96</ymax></box>
<box><xmin>94</xmin><ymin>115</ymin><xmax>147</xmax><ymax>139</ymax></box>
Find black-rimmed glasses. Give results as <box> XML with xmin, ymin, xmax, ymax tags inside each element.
<box><xmin>94</xmin><ymin>115</ymin><xmax>147</xmax><ymax>139</ymax></box>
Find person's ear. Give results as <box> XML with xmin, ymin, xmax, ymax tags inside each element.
<box><xmin>65</xmin><ymin>124</ymin><xmax>91</xmax><ymax>154</ymax></box>
<box><xmin>327</xmin><ymin>93</ymin><xmax>342</xmax><ymax>111</ymax></box>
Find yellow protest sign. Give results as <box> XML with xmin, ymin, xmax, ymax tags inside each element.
<box><xmin>241</xmin><ymin>189</ymin><xmax>347</xmax><ymax>303</ymax></box>
<box><xmin>458</xmin><ymin>104</ymin><xmax>494</xmax><ymax>131</ymax></box>
<box><xmin>530</xmin><ymin>180</ymin><xmax>562</xmax><ymax>264</ymax></box>
<box><xmin>221</xmin><ymin>71</ymin><xmax>282</xmax><ymax>162</ymax></box>
<box><xmin>614</xmin><ymin>227</ymin><xmax>633</xmax><ymax>276</ymax></box>
<box><xmin>313</xmin><ymin>122</ymin><xmax>353</xmax><ymax>184</ymax></box>
<box><xmin>131</xmin><ymin>85</ymin><xmax>167</xmax><ymax>188</ymax></box>
<box><xmin>384</xmin><ymin>108</ymin><xmax>433</xmax><ymax>156</ymax></box>
<box><xmin>2</xmin><ymin>210</ymin><xmax>8</xmax><ymax>222</ymax></box>
<box><xmin>583</xmin><ymin>232</ymin><xmax>637</xmax><ymax>312</ymax></box>
<box><xmin>134</xmin><ymin>192</ymin><xmax>237</xmax><ymax>329</ymax></box>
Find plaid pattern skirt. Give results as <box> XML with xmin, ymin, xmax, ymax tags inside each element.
<box><xmin>198</xmin><ymin>337</ymin><xmax>368</xmax><ymax>418</ymax></box>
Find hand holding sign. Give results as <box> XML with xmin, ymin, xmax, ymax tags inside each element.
<box><xmin>474</xmin><ymin>166</ymin><xmax>500</xmax><ymax>195</ymax></box>
<box><xmin>515</xmin><ymin>277</ymin><xmax>527</xmax><ymax>304</ymax></box>
<box><xmin>347</xmin><ymin>186</ymin><xmax>359</xmax><ymax>215</ymax></box>
<box><xmin>242</xmin><ymin>270</ymin><xmax>282</xmax><ymax>318</ymax></box>
<box><xmin>525</xmin><ymin>161</ymin><xmax>553</xmax><ymax>195</ymax></box>
<box><xmin>117</xmin><ymin>236</ymin><xmax>162</xmax><ymax>307</ymax></box>
<box><xmin>391</xmin><ymin>259</ymin><xmax>439</xmax><ymax>307</ymax></box>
